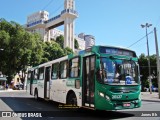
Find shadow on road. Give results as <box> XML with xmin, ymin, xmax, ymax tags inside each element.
<box><xmin>0</xmin><ymin>97</ymin><xmax>134</xmax><ymax>119</ymax></box>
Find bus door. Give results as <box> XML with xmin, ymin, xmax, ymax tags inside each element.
<box><xmin>30</xmin><ymin>71</ymin><xmax>34</xmax><ymax>95</ymax></box>
<box><xmin>82</xmin><ymin>55</ymin><xmax>95</xmax><ymax>108</ymax></box>
<box><xmin>44</xmin><ymin>66</ymin><xmax>51</xmax><ymax>99</ymax></box>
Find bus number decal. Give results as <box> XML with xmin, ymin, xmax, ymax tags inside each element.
<box><xmin>112</xmin><ymin>95</ymin><xmax>122</xmax><ymax>99</ymax></box>
<box><xmin>66</xmin><ymin>80</ymin><xmax>75</xmax><ymax>86</ymax></box>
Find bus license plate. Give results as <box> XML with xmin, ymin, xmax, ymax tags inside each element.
<box><xmin>123</xmin><ymin>103</ymin><xmax>130</xmax><ymax>107</ymax></box>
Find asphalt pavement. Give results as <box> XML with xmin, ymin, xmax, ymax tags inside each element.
<box><xmin>1</xmin><ymin>89</ymin><xmax>160</xmax><ymax>102</ymax></box>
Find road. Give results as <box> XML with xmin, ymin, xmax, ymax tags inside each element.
<box><xmin>0</xmin><ymin>90</ymin><xmax>160</xmax><ymax>120</ymax></box>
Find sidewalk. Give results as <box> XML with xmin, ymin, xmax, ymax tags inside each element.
<box><xmin>141</xmin><ymin>92</ymin><xmax>160</xmax><ymax>102</ymax></box>
<box><xmin>0</xmin><ymin>89</ymin><xmax>26</xmax><ymax>92</ymax></box>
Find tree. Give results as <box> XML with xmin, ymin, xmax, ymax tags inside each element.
<box><xmin>29</xmin><ymin>33</ymin><xmax>43</xmax><ymax>66</ymax></box>
<box><xmin>0</xmin><ymin>30</ymin><xmax>10</xmax><ymax>71</ymax></box>
<box><xmin>56</xmin><ymin>35</ymin><xmax>64</xmax><ymax>48</ymax></box>
<box><xmin>138</xmin><ymin>53</ymin><xmax>157</xmax><ymax>91</ymax></box>
<box><xmin>0</xmin><ymin>19</ymin><xmax>43</xmax><ymax>83</ymax></box>
<box><xmin>150</xmin><ymin>54</ymin><xmax>157</xmax><ymax>88</ymax></box>
<box><xmin>74</xmin><ymin>39</ymin><xmax>79</xmax><ymax>49</ymax></box>
<box><xmin>42</xmin><ymin>41</ymin><xmax>65</xmax><ymax>62</ymax></box>
<box><xmin>64</xmin><ymin>47</ymin><xmax>73</xmax><ymax>55</ymax></box>
<box><xmin>0</xmin><ymin>18</ymin><xmax>76</xmax><ymax>84</ymax></box>
<box><xmin>54</xmin><ymin>35</ymin><xmax>73</xmax><ymax>56</ymax></box>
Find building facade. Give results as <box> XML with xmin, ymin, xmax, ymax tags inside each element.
<box><xmin>25</xmin><ymin>0</ymin><xmax>78</xmax><ymax>51</ymax></box>
<box><xmin>25</xmin><ymin>0</ymin><xmax>95</xmax><ymax>51</ymax></box>
<box><xmin>78</xmin><ymin>33</ymin><xmax>95</xmax><ymax>49</ymax></box>
<box><xmin>50</xmin><ymin>28</ymin><xmax>86</xmax><ymax>50</ymax></box>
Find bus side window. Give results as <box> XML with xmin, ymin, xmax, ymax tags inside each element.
<box><xmin>51</xmin><ymin>63</ymin><xmax>59</xmax><ymax>79</ymax></box>
<box><xmin>69</xmin><ymin>57</ymin><xmax>80</xmax><ymax>78</ymax></box>
<box><xmin>38</xmin><ymin>67</ymin><xmax>44</xmax><ymax>80</ymax></box>
<box><xmin>27</xmin><ymin>71</ymin><xmax>31</xmax><ymax>80</ymax></box>
<box><xmin>34</xmin><ymin>69</ymin><xmax>38</xmax><ymax>80</ymax></box>
<box><xmin>60</xmin><ymin>60</ymin><xmax>68</xmax><ymax>79</ymax></box>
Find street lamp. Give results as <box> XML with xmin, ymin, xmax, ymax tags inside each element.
<box><xmin>141</xmin><ymin>23</ymin><xmax>152</xmax><ymax>94</ymax></box>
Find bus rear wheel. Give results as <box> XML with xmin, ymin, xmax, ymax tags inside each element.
<box><xmin>34</xmin><ymin>90</ymin><xmax>39</xmax><ymax>100</ymax></box>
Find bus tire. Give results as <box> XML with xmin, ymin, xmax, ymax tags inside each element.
<box><xmin>67</xmin><ymin>92</ymin><xmax>77</xmax><ymax>106</ymax></box>
<box><xmin>34</xmin><ymin>89</ymin><xmax>39</xmax><ymax>100</ymax></box>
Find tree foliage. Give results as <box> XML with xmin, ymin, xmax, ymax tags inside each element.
<box><xmin>0</xmin><ymin>19</ymin><xmax>75</xmax><ymax>84</ymax></box>
<box><xmin>42</xmin><ymin>41</ymin><xmax>65</xmax><ymax>62</ymax></box>
<box><xmin>0</xmin><ymin>19</ymin><xmax>43</xmax><ymax>83</ymax></box>
<box><xmin>56</xmin><ymin>35</ymin><xmax>64</xmax><ymax>48</ymax></box>
<box><xmin>74</xmin><ymin>39</ymin><xmax>79</xmax><ymax>49</ymax></box>
<box><xmin>138</xmin><ymin>53</ymin><xmax>158</xmax><ymax>91</ymax></box>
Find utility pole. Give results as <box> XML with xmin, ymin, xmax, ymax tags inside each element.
<box><xmin>154</xmin><ymin>27</ymin><xmax>160</xmax><ymax>99</ymax></box>
<box><xmin>141</xmin><ymin>23</ymin><xmax>152</xmax><ymax>94</ymax></box>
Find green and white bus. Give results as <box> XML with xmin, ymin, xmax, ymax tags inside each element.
<box><xmin>27</xmin><ymin>45</ymin><xmax>141</xmax><ymax>110</ymax></box>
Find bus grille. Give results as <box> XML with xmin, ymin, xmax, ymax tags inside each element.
<box><xmin>110</xmin><ymin>88</ymin><xmax>138</xmax><ymax>93</ymax></box>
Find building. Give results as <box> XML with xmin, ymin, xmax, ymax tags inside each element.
<box><xmin>50</xmin><ymin>28</ymin><xmax>64</xmax><ymax>40</ymax></box>
<box><xmin>24</xmin><ymin>0</ymin><xmax>95</xmax><ymax>51</ymax></box>
<box><xmin>26</xmin><ymin>11</ymin><xmax>49</xmax><ymax>40</ymax></box>
<box><xmin>25</xmin><ymin>0</ymin><xmax>78</xmax><ymax>51</ymax></box>
<box><xmin>50</xmin><ymin>29</ymin><xmax>95</xmax><ymax>50</ymax></box>
<box><xmin>50</xmin><ymin>28</ymin><xmax>86</xmax><ymax>50</ymax></box>
<box><xmin>75</xmin><ymin>35</ymin><xmax>85</xmax><ymax>50</ymax></box>
<box><xmin>27</xmin><ymin>11</ymin><xmax>49</xmax><ymax>24</ymax></box>
<box><xmin>78</xmin><ymin>33</ymin><xmax>95</xmax><ymax>49</ymax></box>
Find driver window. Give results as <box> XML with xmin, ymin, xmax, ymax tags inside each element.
<box><xmin>105</xmin><ymin>59</ymin><xmax>115</xmax><ymax>78</ymax></box>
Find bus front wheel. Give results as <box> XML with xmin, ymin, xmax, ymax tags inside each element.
<box><xmin>34</xmin><ymin>90</ymin><xmax>39</xmax><ymax>100</ymax></box>
<box><xmin>67</xmin><ymin>93</ymin><xmax>77</xmax><ymax>106</ymax></box>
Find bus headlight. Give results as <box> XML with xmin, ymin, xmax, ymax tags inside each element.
<box><xmin>99</xmin><ymin>92</ymin><xmax>110</xmax><ymax>100</ymax></box>
<box><xmin>106</xmin><ymin>95</ymin><xmax>110</xmax><ymax>100</ymax></box>
<box><xmin>99</xmin><ymin>92</ymin><xmax>105</xmax><ymax>97</ymax></box>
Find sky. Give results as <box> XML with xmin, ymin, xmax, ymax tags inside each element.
<box><xmin>1</xmin><ymin>0</ymin><xmax>160</xmax><ymax>57</ymax></box>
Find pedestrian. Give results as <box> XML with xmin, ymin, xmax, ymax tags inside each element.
<box><xmin>6</xmin><ymin>84</ymin><xmax>8</xmax><ymax>89</ymax></box>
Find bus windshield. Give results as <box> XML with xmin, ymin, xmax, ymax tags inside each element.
<box><xmin>97</xmin><ymin>57</ymin><xmax>139</xmax><ymax>85</ymax></box>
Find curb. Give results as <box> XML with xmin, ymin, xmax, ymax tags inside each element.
<box><xmin>0</xmin><ymin>90</ymin><xmax>26</xmax><ymax>92</ymax></box>
<box><xmin>142</xmin><ymin>99</ymin><xmax>160</xmax><ymax>102</ymax></box>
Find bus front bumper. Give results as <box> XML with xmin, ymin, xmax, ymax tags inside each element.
<box><xmin>96</xmin><ymin>97</ymin><xmax>141</xmax><ymax>110</ymax></box>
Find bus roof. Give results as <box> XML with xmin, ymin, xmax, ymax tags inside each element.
<box><xmin>39</xmin><ymin>55</ymin><xmax>68</xmax><ymax>68</ymax></box>
<box><xmin>79</xmin><ymin>45</ymin><xmax>137</xmax><ymax>57</ymax></box>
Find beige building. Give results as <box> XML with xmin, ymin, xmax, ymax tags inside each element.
<box><xmin>24</xmin><ymin>0</ymin><xmax>95</xmax><ymax>51</ymax></box>
<box><xmin>25</xmin><ymin>0</ymin><xmax>78</xmax><ymax>52</ymax></box>
<box><xmin>78</xmin><ymin>33</ymin><xmax>95</xmax><ymax>49</ymax></box>
<box><xmin>50</xmin><ymin>28</ymin><xmax>86</xmax><ymax>50</ymax></box>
